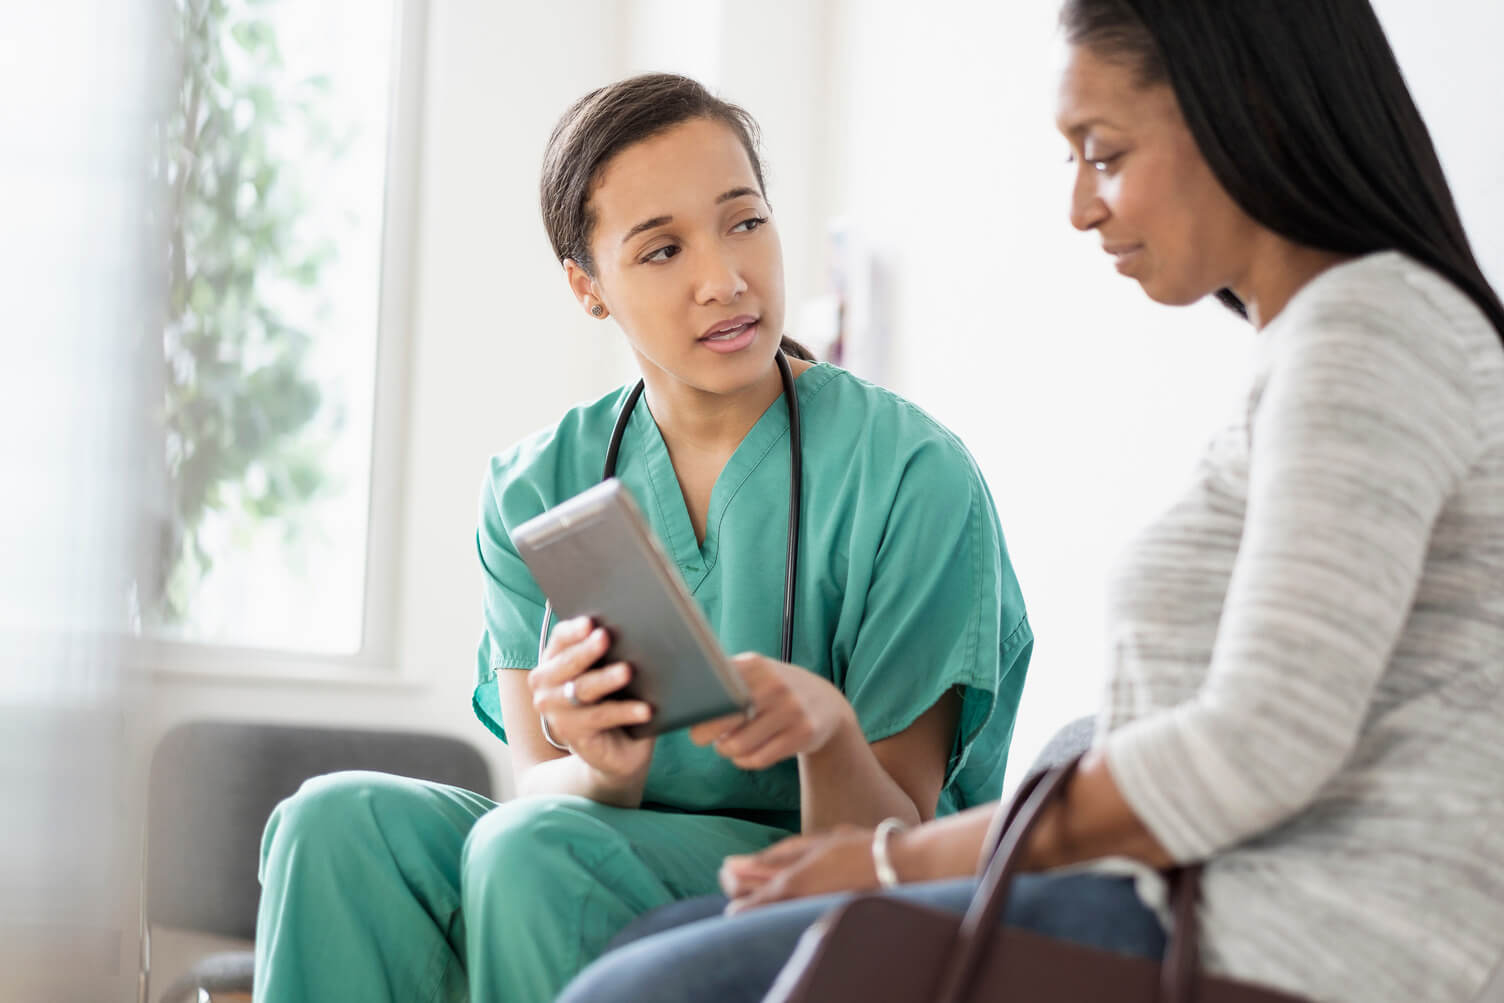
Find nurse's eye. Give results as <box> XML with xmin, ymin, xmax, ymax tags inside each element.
<box><xmin>640</xmin><ymin>243</ymin><xmax>681</xmax><ymax>264</ymax></box>
<box><xmin>731</xmin><ymin>216</ymin><xmax>768</xmax><ymax>234</ymax></box>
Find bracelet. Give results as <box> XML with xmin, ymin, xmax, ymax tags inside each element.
<box><xmin>539</xmin><ymin>713</ymin><xmax>570</xmax><ymax>752</ymax></box>
<box><xmin>872</xmin><ymin>817</ymin><xmax>909</xmax><ymax>889</ymax></box>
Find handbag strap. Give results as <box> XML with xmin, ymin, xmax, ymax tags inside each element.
<box><xmin>931</xmin><ymin>760</ymin><xmax>1078</xmax><ymax>1003</ymax></box>
<box><xmin>971</xmin><ymin>757</ymin><xmax>1059</xmax><ymax>874</ymax></box>
<box><xmin>1163</xmin><ymin>863</ymin><xmax>1205</xmax><ymax>1003</ymax></box>
<box><xmin>932</xmin><ymin>753</ymin><xmax>1206</xmax><ymax>1003</ymax></box>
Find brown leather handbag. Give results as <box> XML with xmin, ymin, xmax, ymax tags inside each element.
<box><xmin>764</xmin><ymin>756</ymin><xmax>1311</xmax><ymax>1003</ymax></box>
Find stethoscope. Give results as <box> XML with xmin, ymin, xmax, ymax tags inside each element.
<box><xmin>536</xmin><ymin>350</ymin><xmax>804</xmax><ymax>742</ymax></box>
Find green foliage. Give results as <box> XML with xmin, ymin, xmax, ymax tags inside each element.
<box><xmin>153</xmin><ymin>0</ymin><xmax>344</xmax><ymax>623</ymax></box>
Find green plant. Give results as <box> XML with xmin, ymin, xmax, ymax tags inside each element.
<box><xmin>153</xmin><ymin>0</ymin><xmax>346</xmax><ymax>623</ymax></box>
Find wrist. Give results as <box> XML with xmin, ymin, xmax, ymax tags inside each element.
<box><xmin>886</xmin><ymin>825</ymin><xmax>930</xmax><ymax>884</ymax></box>
<box><xmin>889</xmin><ymin>808</ymin><xmax>993</xmax><ymax>884</ymax></box>
<box><xmin>582</xmin><ymin>758</ymin><xmax>649</xmax><ymax>808</ymax></box>
<box><xmin>802</xmin><ymin>701</ymin><xmax>863</xmax><ymax>762</ymax></box>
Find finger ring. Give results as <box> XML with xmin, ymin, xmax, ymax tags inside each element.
<box><xmin>563</xmin><ymin>679</ymin><xmax>583</xmax><ymax>708</ymax></box>
<box><xmin>744</xmin><ymin>703</ymin><xmax>758</xmax><ymax>722</ymax></box>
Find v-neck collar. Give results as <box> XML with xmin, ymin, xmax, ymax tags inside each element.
<box><xmin>626</xmin><ymin>363</ymin><xmax>835</xmax><ymax>592</ymax></box>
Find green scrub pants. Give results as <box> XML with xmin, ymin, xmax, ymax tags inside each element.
<box><xmin>253</xmin><ymin>770</ymin><xmax>790</xmax><ymax>1003</ymax></box>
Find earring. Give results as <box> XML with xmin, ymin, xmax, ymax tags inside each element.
<box><xmin>590</xmin><ymin>303</ymin><xmax>605</xmax><ymax>318</ymax></box>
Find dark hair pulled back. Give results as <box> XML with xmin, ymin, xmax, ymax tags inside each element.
<box><xmin>540</xmin><ymin>72</ymin><xmax>815</xmax><ymax>361</ymax></box>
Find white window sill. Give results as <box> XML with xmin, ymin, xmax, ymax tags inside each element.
<box><xmin>135</xmin><ymin>639</ymin><xmax>428</xmax><ymax>689</ymax></box>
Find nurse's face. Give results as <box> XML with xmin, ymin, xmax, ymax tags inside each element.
<box><xmin>1055</xmin><ymin>45</ymin><xmax>1262</xmax><ymax>306</ymax></box>
<box><xmin>573</xmin><ymin>117</ymin><xmax>786</xmax><ymax>396</ymax></box>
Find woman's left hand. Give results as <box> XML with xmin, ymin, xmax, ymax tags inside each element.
<box><xmin>688</xmin><ymin>653</ymin><xmax>857</xmax><ymax>770</ymax></box>
<box><xmin>718</xmin><ymin>826</ymin><xmax>878</xmax><ymax>913</ymax></box>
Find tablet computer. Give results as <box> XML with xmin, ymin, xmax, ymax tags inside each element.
<box><xmin>510</xmin><ymin>478</ymin><xmax>752</xmax><ymax>738</ymax></box>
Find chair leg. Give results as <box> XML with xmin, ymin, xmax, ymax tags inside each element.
<box><xmin>137</xmin><ymin>928</ymin><xmax>150</xmax><ymax>1003</ymax></box>
<box><xmin>138</xmin><ymin>820</ymin><xmax>150</xmax><ymax>1003</ymax></box>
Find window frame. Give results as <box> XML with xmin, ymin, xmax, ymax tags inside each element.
<box><xmin>142</xmin><ymin>0</ymin><xmax>429</xmax><ymax>683</ymax></box>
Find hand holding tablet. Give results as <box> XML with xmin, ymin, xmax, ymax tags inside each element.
<box><xmin>511</xmin><ymin>480</ymin><xmax>753</xmax><ymax>738</ymax></box>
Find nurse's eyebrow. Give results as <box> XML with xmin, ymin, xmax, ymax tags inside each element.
<box><xmin>619</xmin><ymin>188</ymin><xmax>766</xmax><ymax>245</ymax></box>
<box><xmin>621</xmin><ymin>216</ymin><xmax>671</xmax><ymax>244</ymax></box>
<box><xmin>716</xmin><ymin>186</ymin><xmax>761</xmax><ymax>204</ymax></box>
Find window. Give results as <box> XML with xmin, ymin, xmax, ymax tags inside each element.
<box><xmin>148</xmin><ymin>0</ymin><xmax>415</xmax><ymax>659</ymax></box>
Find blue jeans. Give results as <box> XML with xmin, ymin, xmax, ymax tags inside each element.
<box><xmin>557</xmin><ymin>872</ymin><xmax>1166</xmax><ymax>1003</ymax></box>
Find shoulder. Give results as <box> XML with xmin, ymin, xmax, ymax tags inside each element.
<box><xmin>479</xmin><ymin>383</ymin><xmax>633</xmax><ymax>527</ymax></box>
<box><xmin>1269</xmin><ymin>252</ymin><xmax>1493</xmax><ymax>382</ymax></box>
<box><xmin>1253</xmin><ymin>253</ymin><xmax>1495</xmax><ymax>478</ymax></box>
<box><xmin>807</xmin><ymin>364</ymin><xmax>992</xmax><ymax>500</ymax></box>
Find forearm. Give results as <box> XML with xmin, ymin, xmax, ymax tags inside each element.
<box><xmin>885</xmin><ymin>746</ymin><xmax>1172</xmax><ymax>884</ymax></box>
<box><xmin>798</xmin><ymin>714</ymin><xmax>921</xmax><ymax>832</ymax></box>
<box><xmin>886</xmin><ymin>801</ymin><xmax>995</xmax><ymax>882</ymax></box>
<box><xmin>516</xmin><ymin>754</ymin><xmax>649</xmax><ymax>809</ymax></box>
<box><xmin>1022</xmin><ymin>747</ymin><xmax>1172</xmax><ymax>870</ymax></box>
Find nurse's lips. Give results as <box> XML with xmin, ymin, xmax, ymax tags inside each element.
<box><xmin>698</xmin><ymin>314</ymin><xmax>759</xmax><ymax>353</ymax></box>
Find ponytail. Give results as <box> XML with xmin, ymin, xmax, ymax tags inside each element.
<box><xmin>778</xmin><ymin>335</ymin><xmax>817</xmax><ymax>362</ymax></box>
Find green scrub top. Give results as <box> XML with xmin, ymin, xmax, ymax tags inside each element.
<box><xmin>474</xmin><ymin>363</ymin><xmax>1031</xmax><ymax>832</ymax></box>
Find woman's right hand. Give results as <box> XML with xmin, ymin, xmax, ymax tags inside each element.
<box><xmin>529</xmin><ymin>616</ymin><xmax>657</xmax><ymax>785</ymax></box>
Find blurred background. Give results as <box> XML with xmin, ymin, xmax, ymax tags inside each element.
<box><xmin>3</xmin><ymin>1</ymin><xmax>1500</xmax><ymax>998</ymax></box>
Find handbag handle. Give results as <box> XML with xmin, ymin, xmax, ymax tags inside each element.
<box><xmin>932</xmin><ymin>754</ymin><xmax>1205</xmax><ymax>1003</ymax></box>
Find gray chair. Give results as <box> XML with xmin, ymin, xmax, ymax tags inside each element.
<box><xmin>141</xmin><ymin>720</ymin><xmax>494</xmax><ymax>1003</ymax></box>
<box><xmin>1027</xmin><ymin>714</ymin><xmax>1095</xmax><ymax>773</ymax></box>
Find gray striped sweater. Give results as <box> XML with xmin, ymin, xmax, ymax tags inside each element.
<box><xmin>1098</xmin><ymin>252</ymin><xmax>1504</xmax><ymax>1003</ymax></box>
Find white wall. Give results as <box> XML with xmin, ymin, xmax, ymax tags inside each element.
<box><xmin>1370</xmin><ymin>0</ymin><xmax>1504</xmax><ymax>282</ymax></box>
<box><xmin>150</xmin><ymin>0</ymin><xmax>1504</xmax><ymax>801</ymax></box>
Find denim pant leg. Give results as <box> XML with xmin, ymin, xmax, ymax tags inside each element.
<box><xmin>559</xmin><ymin>871</ymin><xmax>1166</xmax><ymax>1003</ymax></box>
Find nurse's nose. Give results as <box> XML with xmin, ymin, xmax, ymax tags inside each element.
<box><xmin>692</xmin><ymin>245</ymin><xmax>747</xmax><ymax>305</ymax></box>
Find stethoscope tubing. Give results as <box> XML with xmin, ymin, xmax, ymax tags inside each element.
<box><xmin>537</xmin><ymin>350</ymin><xmax>803</xmax><ymax>666</ymax></box>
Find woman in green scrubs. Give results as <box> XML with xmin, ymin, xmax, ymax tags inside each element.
<box><xmin>253</xmin><ymin>72</ymin><xmax>1031</xmax><ymax>1003</ymax></box>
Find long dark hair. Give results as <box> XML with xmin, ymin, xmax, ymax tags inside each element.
<box><xmin>1060</xmin><ymin>0</ymin><xmax>1504</xmax><ymax>344</ymax></box>
<box><xmin>539</xmin><ymin>73</ymin><xmax>815</xmax><ymax>361</ymax></box>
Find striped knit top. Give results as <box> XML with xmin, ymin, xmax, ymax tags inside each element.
<box><xmin>1098</xmin><ymin>252</ymin><xmax>1504</xmax><ymax>1003</ymax></box>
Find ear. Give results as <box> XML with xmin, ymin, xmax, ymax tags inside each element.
<box><xmin>562</xmin><ymin>259</ymin><xmax>608</xmax><ymax>319</ymax></box>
